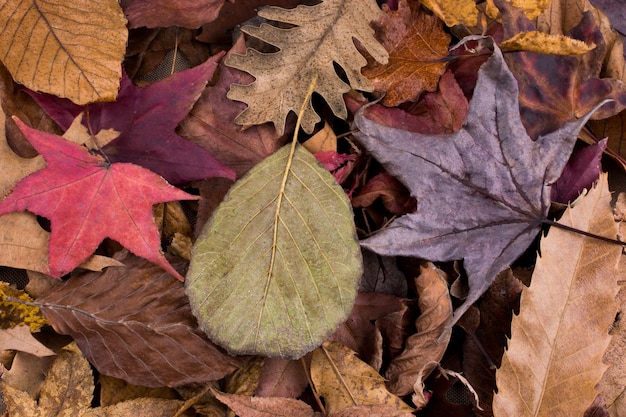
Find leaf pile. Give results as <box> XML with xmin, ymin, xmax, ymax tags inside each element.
<box><xmin>1</xmin><ymin>0</ymin><xmax>626</xmax><ymax>416</ymax></box>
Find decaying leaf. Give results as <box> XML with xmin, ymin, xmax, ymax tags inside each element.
<box><xmin>493</xmin><ymin>174</ymin><xmax>621</xmax><ymax>416</ymax></box>
<box><xmin>37</xmin><ymin>251</ymin><xmax>242</xmax><ymax>387</ymax></box>
<box><xmin>500</xmin><ymin>31</ymin><xmax>596</xmax><ymax>55</ymax></box>
<box><xmin>0</xmin><ymin>0</ymin><xmax>127</xmax><ymax>104</ymax></box>
<box><xmin>363</xmin><ymin>0</ymin><xmax>450</xmax><ymax>106</ymax></box>
<box><xmin>186</xmin><ymin>143</ymin><xmax>362</xmax><ymax>359</ymax></box>
<box><xmin>384</xmin><ymin>263</ymin><xmax>453</xmax><ymax>396</ymax></box>
<box><xmin>225</xmin><ymin>0</ymin><xmax>389</xmax><ymax>134</ymax></box>
<box><xmin>0</xmin><ymin>118</ymin><xmax>197</xmax><ymax>280</ymax></box>
<box><xmin>353</xmin><ymin>39</ymin><xmax>605</xmax><ymax>325</ymax></box>
<box><xmin>0</xmin><ymin>282</ymin><xmax>47</xmax><ymax>331</ymax></box>
<box><xmin>213</xmin><ymin>390</ymin><xmax>316</xmax><ymax>417</ymax></box>
<box><xmin>310</xmin><ymin>341</ymin><xmax>414</xmax><ymax>414</ymax></box>
<box><xmin>0</xmin><ymin>325</ymin><xmax>55</xmax><ymax>357</ymax></box>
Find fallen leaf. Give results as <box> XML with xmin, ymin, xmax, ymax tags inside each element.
<box><xmin>0</xmin><ymin>118</ymin><xmax>197</xmax><ymax>280</ymax></box>
<box><xmin>329</xmin><ymin>405</ymin><xmax>414</xmax><ymax>416</ymax></box>
<box><xmin>420</xmin><ymin>0</ymin><xmax>479</xmax><ymax>27</ymax></box>
<box><xmin>225</xmin><ymin>0</ymin><xmax>389</xmax><ymax>134</ymax></box>
<box><xmin>0</xmin><ymin>282</ymin><xmax>47</xmax><ymax>331</ymax></box>
<box><xmin>551</xmin><ymin>138</ymin><xmax>607</xmax><ymax>204</ymax></box>
<box><xmin>0</xmin><ymin>0</ymin><xmax>127</xmax><ymax>104</ymax></box>
<box><xmin>98</xmin><ymin>374</ymin><xmax>179</xmax><ymax>407</ymax></box>
<box><xmin>384</xmin><ymin>263</ymin><xmax>453</xmax><ymax>396</ymax></box>
<box><xmin>213</xmin><ymin>390</ymin><xmax>316</xmax><ymax>417</ymax></box>
<box><xmin>37</xmin><ymin>251</ymin><xmax>242</xmax><ymax>387</ymax></box>
<box><xmin>0</xmin><ymin>326</ymin><xmax>54</xmax><ymax>357</ymax></box>
<box><xmin>255</xmin><ymin>358</ymin><xmax>309</xmax><ymax>398</ymax></box>
<box><xmin>493</xmin><ymin>174</ymin><xmax>621</xmax><ymax>416</ymax></box>
<box><xmin>303</xmin><ymin>123</ymin><xmax>337</xmax><ymax>153</ymax></box>
<box><xmin>500</xmin><ymin>31</ymin><xmax>596</xmax><ymax>55</ymax></box>
<box><xmin>486</xmin><ymin>0</ymin><xmax>553</xmax><ymax>20</ymax></box>
<box><xmin>353</xmin><ymin>38</ymin><xmax>605</xmax><ymax>325</ymax></box>
<box><xmin>29</xmin><ymin>54</ymin><xmax>235</xmax><ymax>185</ymax></box>
<box><xmin>314</xmin><ymin>151</ymin><xmax>357</xmax><ymax>185</ymax></box>
<box><xmin>498</xmin><ymin>0</ymin><xmax>626</xmax><ymax>139</ymax></box>
<box><xmin>310</xmin><ymin>341</ymin><xmax>414</xmax><ymax>414</ymax></box>
<box><xmin>352</xmin><ymin>172</ymin><xmax>417</xmax><ymax>215</ymax></box>
<box><xmin>186</xmin><ymin>143</ymin><xmax>362</xmax><ymax>359</ymax></box>
<box><xmin>363</xmin><ymin>0</ymin><xmax>450</xmax><ymax>106</ymax></box>
<box><xmin>121</xmin><ymin>0</ymin><xmax>226</xmax><ymax>28</ymax></box>
<box><xmin>180</xmin><ymin>37</ymin><xmax>287</xmax><ymax>178</ymax></box>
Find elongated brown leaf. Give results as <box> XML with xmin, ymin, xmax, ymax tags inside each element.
<box><xmin>37</xmin><ymin>251</ymin><xmax>242</xmax><ymax>388</ymax></box>
<box><xmin>0</xmin><ymin>0</ymin><xmax>127</xmax><ymax>104</ymax></box>
<box><xmin>384</xmin><ymin>263</ymin><xmax>453</xmax><ymax>396</ymax></box>
<box><xmin>493</xmin><ymin>174</ymin><xmax>621</xmax><ymax>416</ymax></box>
<box><xmin>213</xmin><ymin>391</ymin><xmax>316</xmax><ymax>417</ymax></box>
<box><xmin>310</xmin><ymin>341</ymin><xmax>413</xmax><ymax>414</ymax></box>
<box><xmin>225</xmin><ymin>0</ymin><xmax>388</xmax><ymax>134</ymax></box>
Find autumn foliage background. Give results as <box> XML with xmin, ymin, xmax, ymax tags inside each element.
<box><xmin>1</xmin><ymin>0</ymin><xmax>626</xmax><ymax>416</ymax></box>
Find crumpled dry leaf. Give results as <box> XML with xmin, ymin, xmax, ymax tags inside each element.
<box><xmin>353</xmin><ymin>38</ymin><xmax>605</xmax><ymax>325</ymax></box>
<box><xmin>38</xmin><ymin>251</ymin><xmax>242</xmax><ymax>387</ymax></box>
<box><xmin>493</xmin><ymin>174</ymin><xmax>621</xmax><ymax>416</ymax></box>
<box><xmin>384</xmin><ymin>263</ymin><xmax>453</xmax><ymax>396</ymax></box>
<box><xmin>225</xmin><ymin>0</ymin><xmax>389</xmax><ymax>134</ymax></box>
<box><xmin>0</xmin><ymin>0</ymin><xmax>127</xmax><ymax>104</ymax></box>
<box><xmin>310</xmin><ymin>341</ymin><xmax>413</xmax><ymax>414</ymax></box>
<box><xmin>363</xmin><ymin>0</ymin><xmax>450</xmax><ymax>106</ymax></box>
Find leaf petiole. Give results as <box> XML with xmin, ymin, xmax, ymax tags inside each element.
<box><xmin>541</xmin><ymin>217</ymin><xmax>625</xmax><ymax>247</ymax></box>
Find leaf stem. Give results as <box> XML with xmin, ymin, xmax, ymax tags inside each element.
<box><xmin>541</xmin><ymin>217</ymin><xmax>625</xmax><ymax>247</ymax></box>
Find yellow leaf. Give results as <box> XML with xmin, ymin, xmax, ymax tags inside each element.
<box><xmin>303</xmin><ymin>123</ymin><xmax>337</xmax><ymax>153</ymax></box>
<box><xmin>310</xmin><ymin>341</ymin><xmax>414</xmax><ymax>414</ymax></box>
<box><xmin>0</xmin><ymin>282</ymin><xmax>47</xmax><ymax>331</ymax></box>
<box><xmin>420</xmin><ymin>0</ymin><xmax>479</xmax><ymax>27</ymax></box>
<box><xmin>0</xmin><ymin>0</ymin><xmax>127</xmax><ymax>104</ymax></box>
<box><xmin>486</xmin><ymin>0</ymin><xmax>551</xmax><ymax>20</ymax></box>
<box><xmin>500</xmin><ymin>32</ymin><xmax>595</xmax><ymax>55</ymax></box>
<box><xmin>493</xmin><ymin>174</ymin><xmax>621</xmax><ymax>416</ymax></box>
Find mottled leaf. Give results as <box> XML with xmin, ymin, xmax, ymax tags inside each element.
<box><xmin>37</xmin><ymin>251</ymin><xmax>242</xmax><ymax>387</ymax></box>
<box><xmin>186</xmin><ymin>144</ymin><xmax>362</xmax><ymax>358</ymax></box>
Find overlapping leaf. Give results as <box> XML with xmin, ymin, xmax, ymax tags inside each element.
<box><xmin>353</xmin><ymin>39</ymin><xmax>605</xmax><ymax>325</ymax></box>
<box><xmin>493</xmin><ymin>174</ymin><xmax>621</xmax><ymax>416</ymax></box>
<box><xmin>225</xmin><ymin>0</ymin><xmax>389</xmax><ymax>134</ymax></box>
<box><xmin>0</xmin><ymin>0</ymin><xmax>127</xmax><ymax>104</ymax></box>
<box><xmin>121</xmin><ymin>0</ymin><xmax>225</xmax><ymax>28</ymax></box>
<box><xmin>186</xmin><ymin>144</ymin><xmax>362</xmax><ymax>359</ymax></box>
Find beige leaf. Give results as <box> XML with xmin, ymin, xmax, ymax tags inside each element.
<box><xmin>310</xmin><ymin>341</ymin><xmax>413</xmax><ymax>414</ymax></box>
<box><xmin>500</xmin><ymin>32</ymin><xmax>595</xmax><ymax>55</ymax></box>
<box><xmin>303</xmin><ymin>123</ymin><xmax>337</xmax><ymax>153</ymax></box>
<box><xmin>493</xmin><ymin>174</ymin><xmax>621</xmax><ymax>416</ymax></box>
<box><xmin>0</xmin><ymin>0</ymin><xmax>127</xmax><ymax>104</ymax></box>
<box><xmin>225</xmin><ymin>0</ymin><xmax>388</xmax><ymax>135</ymax></box>
<box><xmin>0</xmin><ymin>325</ymin><xmax>54</xmax><ymax>357</ymax></box>
<box><xmin>384</xmin><ymin>262</ymin><xmax>453</xmax><ymax>396</ymax></box>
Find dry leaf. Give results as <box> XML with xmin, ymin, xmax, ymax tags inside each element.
<box><xmin>500</xmin><ymin>31</ymin><xmax>596</xmax><ymax>55</ymax></box>
<box><xmin>420</xmin><ymin>0</ymin><xmax>479</xmax><ymax>27</ymax></box>
<box><xmin>486</xmin><ymin>0</ymin><xmax>552</xmax><ymax>19</ymax></box>
<box><xmin>225</xmin><ymin>0</ymin><xmax>389</xmax><ymax>134</ymax></box>
<box><xmin>493</xmin><ymin>174</ymin><xmax>621</xmax><ymax>416</ymax></box>
<box><xmin>213</xmin><ymin>390</ymin><xmax>316</xmax><ymax>417</ymax></box>
<box><xmin>310</xmin><ymin>341</ymin><xmax>413</xmax><ymax>414</ymax></box>
<box><xmin>363</xmin><ymin>0</ymin><xmax>450</xmax><ymax>106</ymax></box>
<box><xmin>0</xmin><ymin>326</ymin><xmax>54</xmax><ymax>357</ymax></box>
<box><xmin>384</xmin><ymin>263</ymin><xmax>453</xmax><ymax>396</ymax></box>
<box><xmin>0</xmin><ymin>0</ymin><xmax>127</xmax><ymax>104</ymax></box>
<box><xmin>303</xmin><ymin>123</ymin><xmax>337</xmax><ymax>153</ymax></box>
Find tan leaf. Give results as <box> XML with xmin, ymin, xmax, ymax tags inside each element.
<box><xmin>310</xmin><ymin>341</ymin><xmax>413</xmax><ymax>414</ymax></box>
<box><xmin>303</xmin><ymin>123</ymin><xmax>337</xmax><ymax>153</ymax></box>
<box><xmin>363</xmin><ymin>0</ymin><xmax>450</xmax><ymax>106</ymax></box>
<box><xmin>420</xmin><ymin>0</ymin><xmax>479</xmax><ymax>27</ymax></box>
<box><xmin>500</xmin><ymin>32</ymin><xmax>596</xmax><ymax>55</ymax></box>
<box><xmin>213</xmin><ymin>391</ymin><xmax>316</xmax><ymax>417</ymax></box>
<box><xmin>0</xmin><ymin>0</ymin><xmax>127</xmax><ymax>104</ymax></box>
<box><xmin>225</xmin><ymin>0</ymin><xmax>388</xmax><ymax>134</ymax></box>
<box><xmin>0</xmin><ymin>325</ymin><xmax>54</xmax><ymax>357</ymax></box>
<box><xmin>329</xmin><ymin>404</ymin><xmax>414</xmax><ymax>416</ymax></box>
<box><xmin>384</xmin><ymin>262</ymin><xmax>453</xmax><ymax>396</ymax></box>
<box><xmin>493</xmin><ymin>174</ymin><xmax>621</xmax><ymax>416</ymax></box>
<box><xmin>98</xmin><ymin>375</ymin><xmax>179</xmax><ymax>407</ymax></box>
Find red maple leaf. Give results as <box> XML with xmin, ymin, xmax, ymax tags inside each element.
<box><xmin>28</xmin><ymin>54</ymin><xmax>235</xmax><ymax>185</ymax></box>
<box><xmin>0</xmin><ymin>118</ymin><xmax>197</xmax><ymax>281</ymax></box>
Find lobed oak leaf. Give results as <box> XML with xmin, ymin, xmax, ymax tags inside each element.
<box><xmin>363</xmin><ymin>0</ymin><xmax>450</xmax><ymax>106</ymax></box>
<box><xmin>0</xmin><ymin>118</ymin><xmax>197</xmax><ymax>280</ymax></box>
<box><xmin>0</xmin><ymin>325</ymin><xmax>55</xmax><ymax>357</ymax></box>
<box><xmin>121</xmin><ymin>0</ymin><xmax>226</xmax><ymax>29</ymax></box>
<box><xmin>29</xmin><ymin>54</ymin><xmax>235</xmax><ymax>185</ymax></box>
<box><xmin>224</xmin><ymin>0</ymin><xmax>389</xmax><ymax>135</ymax></box>
<box><xmin>493</xmin><ymin>174</ymin><xmax>621</xmax><ymax>416</ymax></box>
<box><xmin>37</xmin><ymin>251</ymin><xmax>242</xmax><ymax>387</ymax></box>
<box><xmin>353</xmin><ymin>38</ymin><xmax>606</xmax><ymax>326</ymax></box>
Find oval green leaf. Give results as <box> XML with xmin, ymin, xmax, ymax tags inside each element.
<box><xmin>185</xmin><ymin>144</ymin><xmax>362</xmax><ymax>359</ymax></box>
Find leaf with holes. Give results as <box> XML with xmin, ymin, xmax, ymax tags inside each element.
<box><xmin>185</xmin><ymin>143</ymin><xmax>362</xmax><ymax>359</ymax></box>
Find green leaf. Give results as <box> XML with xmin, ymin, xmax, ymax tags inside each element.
<box><xmin>185</xmin><ymin>144</ymin><xmax>362</xmax><ymax>359</ymax></box>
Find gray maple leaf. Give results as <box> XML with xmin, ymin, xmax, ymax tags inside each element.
<box><xmin>353</xmin><ymin>39</ymin><xmax>608</xmax><ymax>325</ymax></box>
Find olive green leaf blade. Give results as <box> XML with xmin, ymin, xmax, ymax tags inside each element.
<box><xmin>185</xmin><ymin>144</ymin><xmax>362</xmax><ymax>359</ymax></box>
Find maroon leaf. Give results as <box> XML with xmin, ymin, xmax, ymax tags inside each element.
<box><xmin>121</xmin><ymin>0</ymin><xmax>226</xmax><ymax>28</ymax></box>
<box><xmin>352</xmin><ymin>172</ymin><xmax>416</xmax><ymax>215</ymax></box>
<box><xmin>255</xmin><ymin>359</ymin><xmax>308</xmax><ymax>399</ymax></box>
<box><xmin>353</xmin><ymin>39</ymin><xmax>605</xmax><ymax>325</ymax></box>
<box><xmin>38</xmin><ymin>251</ymin><xmax>242</xmax><ymax>387</ymax></box>
<box><xmin>0</xmin><ymin>118</ymin><xmax>196</xmax><ymax>280</ymax></box>
<box><xmin>314</xmin><ymin>151</ymin><xmax>357</xmax><ymax>185</ymax></box>
<box><xmin>29</xmin><ymin>55</ymin><xmax>235</xmax><ymax>185</ymax></box>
